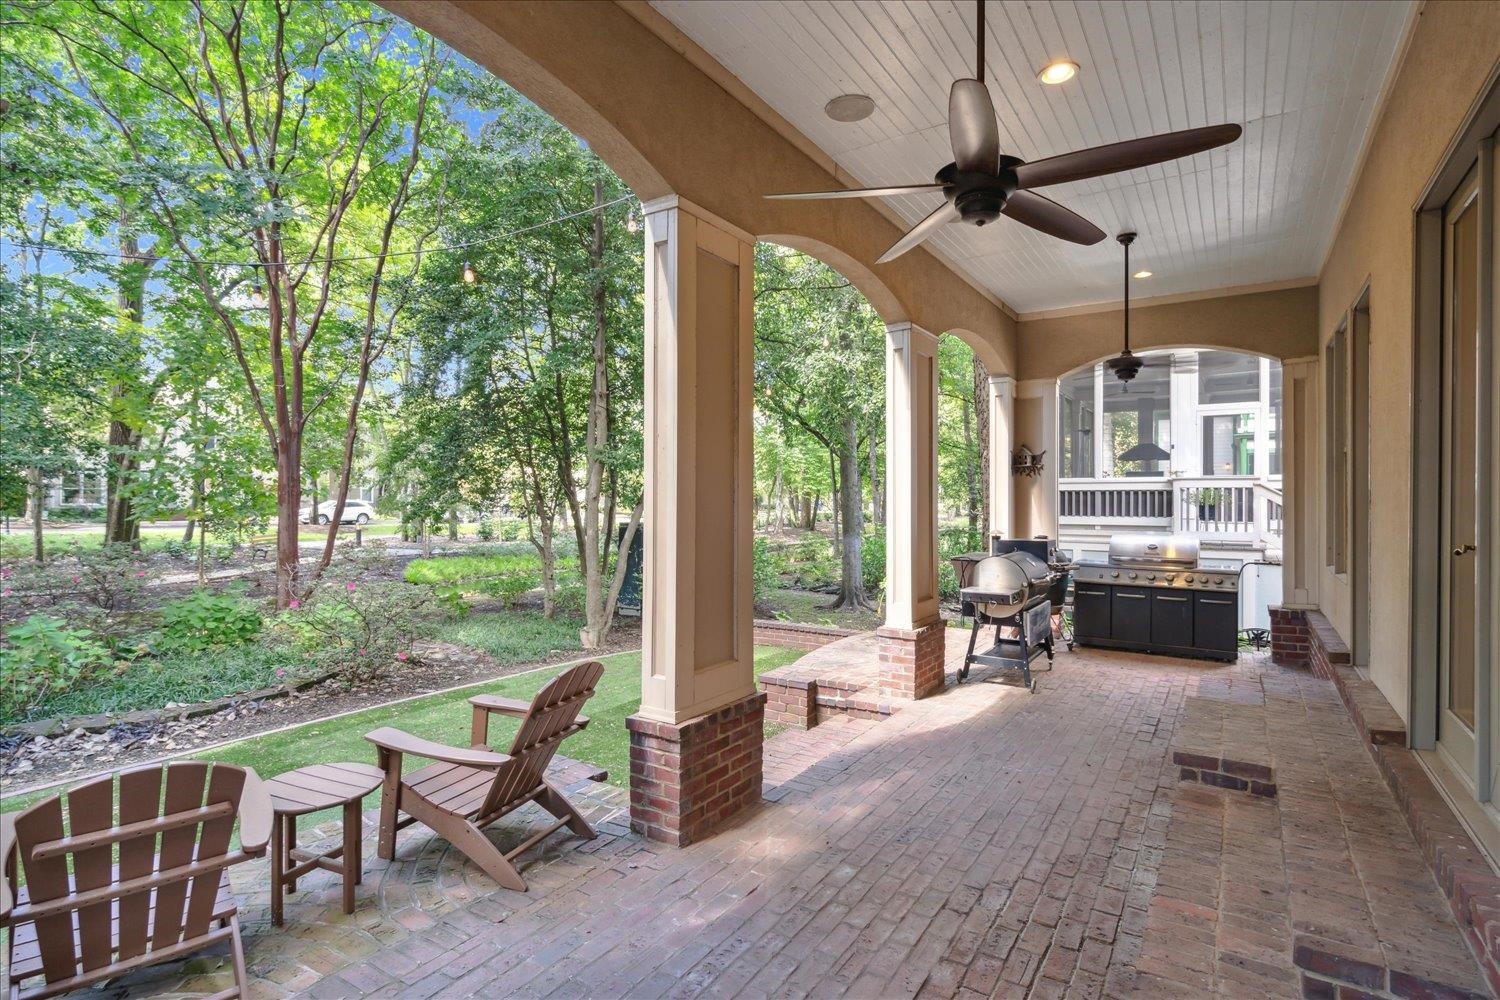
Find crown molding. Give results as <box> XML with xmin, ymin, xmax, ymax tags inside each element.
<box><xmin>1015</xmin><ymin>276</ymin><xmax>1320</xmax><ymax>323</ymax></box>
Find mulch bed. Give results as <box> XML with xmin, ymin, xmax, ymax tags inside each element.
<box><xmin>2</xmin><ymin>617</ymin><xmax>641</xmax><ymax>794</ymax></box>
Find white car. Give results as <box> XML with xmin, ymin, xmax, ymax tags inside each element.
<box><xmin>306</xmin><ymin>499</ymin><xmax>376</xmax><ymax>525</ymax></box>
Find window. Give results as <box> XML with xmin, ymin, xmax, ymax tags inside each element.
<box><xmin>1269</xmin><ymin>364</ymin><xmax>1283</xmax><ymax>475</ymax></box>
<box><xmin>1201</xmin><ymin>413</ymin><xmax>1255</xmax><ymax>475</ymax></box>
<box><xmin>1325</xmin><ymin>327</ymin><xmax>1348</xmax><ymax>572</ymax></box>
<box><xmin>1059</xmin><ymin>370</ymin><xmax>1095</xmax><ymax>478</ymax></box>
<box><xmin>1198</xmin><ymin>351</ymin><xmax>1260</xmax><ymax>404</ymax></box>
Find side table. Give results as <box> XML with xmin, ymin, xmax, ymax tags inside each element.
<box><xmin>265</xmin><ymin>762</ymin><xmax>384</xmax><ymax>926</ymax></box>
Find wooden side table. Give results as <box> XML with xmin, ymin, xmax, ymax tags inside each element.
<box><xmin>265</xmin><ymin>762</ymin><xmax>384</xmax><ymax>926</ymax></box>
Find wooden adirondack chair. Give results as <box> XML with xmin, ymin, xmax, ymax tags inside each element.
<box><xmin>366</xmin><ymin>659</ymin><xmax>604</xmax><ymax>891</ymax></box>
<box><xmin>1</xmin><ymin>761</ymin><xmax>272</xmax><ymax>1000</ymax></box>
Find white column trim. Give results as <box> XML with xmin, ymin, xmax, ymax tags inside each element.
<box><xmin>1282</xmin><ymin>355</ymin><xmax>1320</xmax><ymax>608</ymax></box>
<box><xmin>885</xmin><ymin>322</ymin><xmax>941</xmax><ymax>631</ymax></box>
<box><xmin>987</xmin><ymin>374</ymin><xmax>1016</xmax><ymax>539</ymax></box>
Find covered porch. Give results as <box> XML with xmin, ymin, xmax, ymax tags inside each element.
<box><xmin>104</xmin><ymin>640</ymin><xmax>1487</xmax><ymax>999</ymax></box>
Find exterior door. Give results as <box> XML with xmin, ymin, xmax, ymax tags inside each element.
<box><xmin>1438</xmin><ymin>165</ymin><xmax>1482</xmax><ymax>787</ymax></box>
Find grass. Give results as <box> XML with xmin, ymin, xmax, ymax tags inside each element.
<box><xmin>11</xmin><ymin>643</ymin><xmax>305</xmax><ymax>725</ymax></box>
<box><xmin>428</xmin><ymin>610</ymin><xmax>586</xmax><ymax>662</ymax></box>
<box><xmin>761</xmin><ymin>587</ymin><xmax>884</xmax><ymax>632</ymax></box>
<box><xmin>1</xmin><ymin>645</ymin><xmax>808</xmax><ymax>821</ymax></box>
<box><xmin>403</xmin><ymin>547</ymin><xmax>577</xmax><ymax>587</ymax></box>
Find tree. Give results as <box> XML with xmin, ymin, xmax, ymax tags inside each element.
<box><xmin>754</xmin><ymin>245</ymin><xmax>884</xmax><ymax>610</ymax></box>
<box><xmin>22</xmin><ymin>0</ymin><xmax>459</xmax><ymax>606</ymax></box>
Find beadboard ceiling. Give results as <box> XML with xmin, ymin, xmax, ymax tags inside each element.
<box><xmin>650</xmin><ymin>0</ymin><xmax>1415</xmax><ymax>313</ymax></box>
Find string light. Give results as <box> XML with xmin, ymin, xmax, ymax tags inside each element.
<box><xmin>461</xmin><ymin>261</ymin><xmax>477</xmax><ymax>285</ymax></box>
<box><xmin>249</xmin><ymin>283</ymin><xmax>266</xmax><ymax>307</ymax></box>
<box><xmin>626</xmin><ymin>208</ymin><xmax>639</xmax><ymax>235</ymax></box>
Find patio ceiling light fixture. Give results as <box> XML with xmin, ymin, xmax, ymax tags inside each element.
<box><xmin>1119</xmin><ymin>441</ymin><xmax>1171</xmax><ymax>463</ymax></box>
<box><xmin>462</xmin><ymin>261</ymin><xmax>477</xmax><ymax>285</ymax></box>
<box><xmin>1037</xmin><ymin>60</ymin><xmax>1079</xmax><ymax>85</ymax></box>
<box><xmin>1133</xmin><ymin>270</ymin><xmax>1152</xmax><ymax>279</ymax></box>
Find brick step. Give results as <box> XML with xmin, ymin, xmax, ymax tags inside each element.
<box><xmin>1294</xmin><ymin>936</ymin><xmax>1488</xmax><ymax>999</ymax></box>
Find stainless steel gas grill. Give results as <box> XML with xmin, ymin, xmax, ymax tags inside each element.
<box><xmin>952</xmin><ymin>551</ymin><xmax>1058</xmax><ymax>691</ymax></box>
<box><xmin>1071</xmin><ymin>534</ymin><xmax>1239</xmax><ymax>661</ymax></box>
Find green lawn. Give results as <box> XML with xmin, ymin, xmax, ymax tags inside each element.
<box><xmin>428</xmin><ymin>610</ymin><xmax>585</xmax><ymax>661</ymax></box>
<box><xmin>1</xmin><ymin>645</ymin><xmax>807</xmax><ymax>822</ymax></box>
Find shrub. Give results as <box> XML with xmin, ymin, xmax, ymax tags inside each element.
<box><xmin>1</xmin><ymin>614</ymin><xmax>114</xmax><ymax>719</ymax></box>
<box><xmin>752</xmin><ymin>536</ymin><xmax>777</xmax><ymax>604</ymax></box>
<box><xmin>155</xmin><ymin>588</ymin><xmax>263</xmax><ymax>653</ymax></box>
<box><xmin>861</xmin><ymin>527</ymin><xmax>886</xmax><ymax>594</ymax></box>
<box><xmin>268</xmin><ymin>580</ymin><xmax>439</xmax><ymax>685</ymax></box>
<box><xmin>477</xmin><ymin>572</ymin><xmax>536</xmax><ymax>609</ymax></box>
<box><xmin>476</xmin><ymin>518</ymin><xmax>496</xmax><ymax>542</ymax></box>
<box><xmin>1</xmin><ymin>543</ymin><xmax>149</xmax><ymax>618</ymax></box>
<box><xmin>553</xmin><ymin>582</ymin><xmax>586</xmax><ymax>617</ymax></box>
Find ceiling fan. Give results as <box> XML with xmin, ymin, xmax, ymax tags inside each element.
<box><xmin>1109</xmin><ymin>232</ymin><xmax>1171</xmax><ymax>463</ymax></box>
<box><xmin>765</xmin><ymin>0</ymin><xmax>1242</xmax><ymax>264</ymax></box>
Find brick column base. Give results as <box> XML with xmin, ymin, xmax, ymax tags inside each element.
<box><xmin>1270</xmin><ymin>606</ymin><xmax>1310</xmax><ymax>667</ymax></box>
<box><xmin>625</xmin><ymin>691</ymin><xmax>766</xmax><ymax>847</ymax></box>
<box><xmin>877</xmin><ymin>621</ymin><xmax>946</xmax><ymax>699</ymax></box>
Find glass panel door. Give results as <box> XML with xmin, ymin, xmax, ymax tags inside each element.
<box><xmin>1439</xmin><ymin>166</ymin><xmax>1480</xmax><ymax>780</ymax></box>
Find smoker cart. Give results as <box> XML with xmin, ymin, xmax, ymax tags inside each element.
<box><xmin>955</xmin><ymin>552</ymin><xmax>1058</xmax><ymax>692</ymax></box>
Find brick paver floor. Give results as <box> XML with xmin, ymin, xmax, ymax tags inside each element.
<box><xmin>81</xmin><ymin>630</ymin><xmax>1490</xmax><ymax>998</ymax></box>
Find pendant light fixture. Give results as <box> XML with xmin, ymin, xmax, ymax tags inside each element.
<box><xmin>1110</xmin><ymin>231</ymin><xmax>1171</xmax><ymax>464</ymax></box>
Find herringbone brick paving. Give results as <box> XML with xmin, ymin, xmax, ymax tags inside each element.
<box><xmin>86</xmin><ymin>632</ymin><xmax>1489</xmax><ymax>998</ymax></box>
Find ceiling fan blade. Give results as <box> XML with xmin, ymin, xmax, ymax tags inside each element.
<box><xmin>1001</xmin><ymin>190</ymin><xmax>1106</xmax><ymax>245</ymax></box>
<box><xmin>949</xmin><ymin>79</ymin><xmax>999</xmax><ymax>174</ymax></box>
<box><xmin>877</xmin><ymin>201</ymin><xmax>960</xmax><ymax>263</ymax></box>
<box><xmin>765</xmin><ymin>183</ymin><xmax>945</xmax><ymax>201</ymax></box>
<box><xmin>1015</xmin><ymin>123</ymin><xmax>1243</xmax><ymax>190</ymax></box>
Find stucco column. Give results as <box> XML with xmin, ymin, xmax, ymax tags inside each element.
<box><xmin>626</xmin><ymin>195</ymin><xmax>764</xmax><ymax>846</ymax></box>
<box><xmin>987</xmin><ymin>374</ymin><xmax>1016</xmax><ymax>540</ymax></box>
<box><xmin>879</xmin><ymin>322</ymin><xmax>945</xmax><ymax>699</ymax></box>
<box><xmin>1016</xmin><ymin>378</ymin><xmax>1060</xmax><ymax>539</ymax></box>
<box><xmin>1271</xmin><ymin>355</ymin><xmax>1320</xmax><ymax>665</ymax></box>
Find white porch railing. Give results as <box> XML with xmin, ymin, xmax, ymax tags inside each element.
<box><xmin>1059</xmin><ymin>476</ymin><xmax>1283</xmax><ymax>545</ymax></box>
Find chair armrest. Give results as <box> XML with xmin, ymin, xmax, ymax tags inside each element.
<box><xmin>237</xmin><ymin>768</ymin><xmax>273</xmax><ymax>856</ymax></box>
<box><xmin>365</xmin><ymin>727</ymin><xmax>511</xmax><ymax>768</ymax></box>
<box><xmin>0</xmin><ymin>812</ymin><xmax>15</xmax><ymax>923</ymax></box>
<box><xmin>468</xmin><ymin>694</ymin><xmax>530</xmax><ymax>718</ymax></box>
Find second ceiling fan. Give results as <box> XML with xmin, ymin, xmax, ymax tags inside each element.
<box><xmin>766</xmin><ymin>0</ymin><xmax>1242</xmax><ymax>264</ymax></box>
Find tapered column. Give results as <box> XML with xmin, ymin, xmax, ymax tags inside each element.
<box><xmin>1016</xmin><ymin>378</ymin><xmax>1059</xmax><ymax>539</ymax></box>
<box><xmin>880</xmin><ymin>322</ymin><xmax>945</xmax><ymax>699</ymax></box>
<box><xmin>987</xmin><ymin>374</ymin><xmax>1016</xmax><ymax>540</ymax></box>
<box><xmin>627</xmin><ymin>195</ymin><xmax>764</xmax><ymax>847</ymax></box>
<box><xmin>1271</xmin><ymin>356</ymin><xmax>1320</xmax><ymax>665</ymax></box>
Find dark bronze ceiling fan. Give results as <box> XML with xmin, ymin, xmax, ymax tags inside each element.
<box><xmin>765</xmin><ymin>0</ymin><xmax>1242</xmax><ymax>264</ymax></box>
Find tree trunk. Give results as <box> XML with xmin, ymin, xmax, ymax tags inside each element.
<box><xmin>533</xmin><ymin>514</ymin><xmax>557</xmax><ymax>618</ymax></box>
<box><xmin>962</xmin><ymin>378</ymin><xmax>980</xmax><ymax>538</ymax></box>
<box><xmin>579</xmin><ymin>175</ymin><xmax>613</xmax><ymax>651</ymax></box>
<box><xmin>868</xmin><ymin>428</ymin><xmax>884</xmax><ymax>525</ymax></box>
<box><xmin>828</xmin><ymin>450</ymin><xmax>840</xmax><ymax>550</ymax></box>
<box><xmin>419</xmin><ymin>517</ymin><xmax>432</xmax><ymax>558</ymax></box>
<box><xmin>830</xmin><ymin>418</ymin><xmax>872</xmax><ymax>610</ymax></box>
<box><xmin>104</xmin><ymin>214</ymin><xmax>153</xmax><ymax>549</ymax></box>
<box><xmin>182</xmin><ymin>518</ymin><xmax>195</xmax><ymax>544</ymax></box>
<box><xmin>28</xmin><ymin>466</ymin><xmax>44</xmax><ymax>563</ymax></box>
<box><xmin>448</xmin><ymin>507</ymin><xmax>459</xmax><ymax>541</ymax></box>
<box><xmin>274</xmin><ymin>435</ymin><xmax>302</xmax><ymax>607</ymax></box>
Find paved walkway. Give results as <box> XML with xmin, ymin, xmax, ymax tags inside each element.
<box><xmin>78</xmin><ymin>631</ymin><xmax>1489</xmax><ymax>998</ymax></box>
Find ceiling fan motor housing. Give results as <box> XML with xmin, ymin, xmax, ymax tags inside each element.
<box><xmin>938</xmin><ymin>157</ymin><xmax>1021</xmax><ymax>226</ymax></box>
<box><xmin>1107</xmin><ymin>352</ymin><xmax>1143</xmax><ymax>382</ymax></box>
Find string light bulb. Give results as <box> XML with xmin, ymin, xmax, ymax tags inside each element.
<box><xmin>626</xmin><ymin>209</ymin><xmax>639</xmax><ymax>235</ymax></box>
<box><xmin>250</xmin><ymin>283</ymin><xmax>266</xmax><ymax>307</ymax></box>
<box><xmin>462</xmin><ymin>261</ymin><xmax>477</xmax><ymax>285</ymax></box>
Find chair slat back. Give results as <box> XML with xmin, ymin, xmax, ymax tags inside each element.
<box><xmin>11</xmin><ymin>762</ymin><xmax>249</xmax><ymax>987</ymax></box>
<box><xmin>483</xmin><ymin>660</ymin><xmax>604</xmax><ymax>817</ymax></box>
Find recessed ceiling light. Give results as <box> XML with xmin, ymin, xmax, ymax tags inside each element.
<box><xmin>824</xmin><ymin>94</ymin><xmax>876</xmax><ymax>123</ymax></box>
<box><xmin>1037</xmin><ymin>60</ymin><xmax>1079</xmax><ymax>85</ymax></box>
<box><xmin>1133</xmin><ymin>270</ymin><xmax>1153</xmax><ymax>279</ymax></box>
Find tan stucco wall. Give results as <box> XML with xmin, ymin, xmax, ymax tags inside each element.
<box><xmin>380</xmin><ymin>0</ymin><xmax>1017</xmax><ymax>373</ymax></box>
<box><xmin>1315</xmin><ymin>0</ymin><xmax>1500</xmax><ymax>721</ymax></box>
<box><xmin>1014</xmin><ymin>284</ymin><xmax>1319</xmax><ymax>382</ymax></box>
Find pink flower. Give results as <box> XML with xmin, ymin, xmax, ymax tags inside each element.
<box><xmin>276</xmin><ymin>669</ymin><xmax>286</xmax><ymax>679</ymax></box>
<box><xmin>135</xmin><ymin>571</ymin><xmax>146</xmax><ymax>579</ymax></box>
<box><xmin>72</xmin><ymin>577</ymin><xmax>80</xmax><ymax>584</ymax></box>
<box><xmin>1</xmin><ymin>589</ymin><xmax>11</xmax><ymax>599</ymax></box>
<box><xmin>0</xmin><ymin>567</ymin><xmax>11</xmax><ymax>579</ymax></box>
<box><xmin>395</xmin><ymin>651</ymin><xmax>408</xmax><ymax>662</ymax></box>
<box><xmin>288</xmin><ymin>599</ymin><xmax>301</xmax><ymax>610</ymax></box>
<box><xmin>345</xmin><ymin>581</ymin><xmax>357</xmax><ymax>593</ymax></box>
<box><xmin>358</xmin><ymin>648</ymin><xmax>367</xmax><ymax>656</ymax></box>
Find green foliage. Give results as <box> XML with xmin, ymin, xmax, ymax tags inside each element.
<box><xmin>1</xmin><ymin>615</ymin><xmax>114</xmax><ymax>719</ymax></box>
<box><xmin>862</xmin><ymin>527</ymin><xmax>886</xmax><ymax>595</ymax></box>
<box><xmin>155</xmin><ymin>589</ymin><xmax>263</xmax><ymax>654</ymax></box>
<box><xmin>476</xmin><ymin>519</ymin><xmax>496</xmax><ymax>542</ymax></box>
<box><xmin>428</xmin><ymin>611</ymin><xmax>586</xmax><ymax>663</ymax></box>
<box><xmin>752</xmin><ymin>537</ymin><xmax>777</xmax><ymax>604</ymax></box>
<box><xmin>269</xmin><ymin>581</ymin><xmax>440</xmax><ymax>685</ymax></box>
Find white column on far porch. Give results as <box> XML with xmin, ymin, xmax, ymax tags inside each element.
<box><xmin>1170</xmin><ymin>350</ymin><xmax>1200</xmax><ymax>476</ymax></box>
<box><xmin>987</xmin><ymin>374</ymin><xmax>1016</xmax><ymax>540</ymax></box>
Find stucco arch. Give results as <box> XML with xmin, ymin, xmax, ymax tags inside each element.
<box><xmin>381</xmin><ymin>0</ymin><xmax>1016</xmax><ymax>376</ymax></box>
<box><xmin>1054</xmin><ymin>343</ymin><xmax>1283</xmax><ymax>383</ymax></box>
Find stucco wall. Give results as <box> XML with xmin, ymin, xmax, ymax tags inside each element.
<box><xmin>1014</xmin><ymin>284</ymin><xmax>1318</xmax><ymax>382</ymax></box>
<box><xmin>1316</xmin><ymin>0</ymin><xmax>1500</xmax><ymax>722</ymax></box>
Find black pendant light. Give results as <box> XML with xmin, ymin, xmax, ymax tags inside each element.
<box><xmin>1119</xmin><ymin>440</ymin><xmax>1171</xmax><ymax>463</ymax></box>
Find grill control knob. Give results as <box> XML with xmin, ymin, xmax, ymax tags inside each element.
<box><xmin>1165</xmin><ymin>575</ymin><xmax>1176</xmax><ymax>583</ymax></box>
<box><xmin>1128</xmin><ymin>572</ymin><xmax>1137</xmax><ymax>580</ymax></box>
<box><xmin>1212</xmin><ymin>577</ymin><xmax>1224</xmax><ymax>586</ymax></box>
<box><xmin>1111</xmin><ymin>571</ymin><xmax>1119</xmax><ymax>579</ymax></box>
<box><xmin>1184</xmin><ymin>575</ymin><xmax>1194</xmax><ymax>584</ymax></box>
<box><xmin>1146</xmin><ymin>573</ymin><xmax>1156</xmax><ymax>581</ymax></box>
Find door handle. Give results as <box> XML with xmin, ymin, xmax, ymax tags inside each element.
<box><xmin>1156</xmin><ymin>596</ymin><xmax>1188</xmax><ymax>603</ymax></box>
<box><xmin>1455</xmin><ymin>544</ymin><xmax>1477</xmax><ymax>557</ymax></box>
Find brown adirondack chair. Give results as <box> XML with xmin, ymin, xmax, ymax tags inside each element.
<box><xmin>1</xmin><ymin>761</ymin><xmax>272</xmax><ymax>1000</ymax></box>
<box><xmin>366</xmin><ymin>659</ymin><xmax>604</xmax><ymax>891</ymax></box>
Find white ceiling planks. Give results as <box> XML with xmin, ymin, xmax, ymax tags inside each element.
<box><xmin>651</xmin><ymin>0</ymin><xmax>1414</xmax><ymax>312</ymax></box>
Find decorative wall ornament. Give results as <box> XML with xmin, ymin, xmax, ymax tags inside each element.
<box><xmin>1012</xmin><ymin>445</ymin><xmax>1046</xmax><ymax>478</ymax></box>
